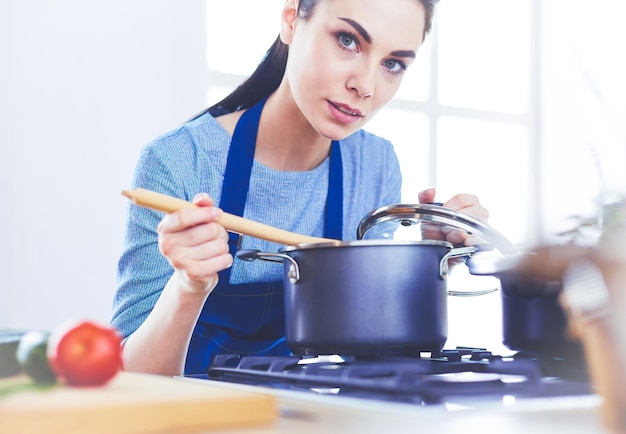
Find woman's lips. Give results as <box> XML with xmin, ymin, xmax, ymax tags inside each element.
<box><xmin>327</xmin><ymin>101</ymin><xmax>364</xmax><ymax>125</ymax></box>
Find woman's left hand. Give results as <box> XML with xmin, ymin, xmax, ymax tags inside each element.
<box><xmin>418</xmin><ymin>188</ymin><xmax>489</xmax><ymax>246</ymax></box>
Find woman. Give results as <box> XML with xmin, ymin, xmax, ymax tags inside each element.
<box><xmin>112</xmin><ymin>0</ymin><xmax>488</xmax><ymax>376</ymax></box>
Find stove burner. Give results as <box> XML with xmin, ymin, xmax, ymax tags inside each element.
<box><xmin>428</xmin><ymin>371</ymin><xmax>527</xmax><ymax>384</ymax></box>
<box><xmin>204</xmin><ymin>347</ymin><xmax>592</xmax><ymax>406</ymax></box>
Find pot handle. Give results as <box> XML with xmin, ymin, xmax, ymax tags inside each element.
<box><xmin>236</xmin><ymin>249</ymin><xmax>301</xmax><ymax>284</ymax></box>
<box><xmin>440</xmin><ymin>245</ymin><xmax>479</xmax><ymax>280</ymax></box>
<box><xmin>448</xmin><ymin>287</ymin><xmax>499</xmax><ymax>297</ymax></box>
<box><xmin>440</xmin><ymin>244</ymin><xmax>499</xmax><ymax>296</ymax></box>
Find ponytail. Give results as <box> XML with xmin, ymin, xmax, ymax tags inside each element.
<box><xmin>195</xmin><ymin>36</ymin><xmax>288</xmax><ymax>119</ymax></box>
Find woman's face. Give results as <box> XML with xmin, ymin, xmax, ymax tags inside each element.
<box><xmin>281</xmin><ymin>0</ymin><xmax>426</xmax><ymax>140</ymax></box>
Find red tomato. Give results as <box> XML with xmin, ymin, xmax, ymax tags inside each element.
<box><xmin>47</xmin><ymin>319</ymin><xmax>123</xmax><ymax>386</ymax></box>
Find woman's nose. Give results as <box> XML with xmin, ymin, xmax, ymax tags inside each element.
<box><xmin>347</xmin><ymin>64</ymin><xmax>376</xmax><ymax>98</ymax></box>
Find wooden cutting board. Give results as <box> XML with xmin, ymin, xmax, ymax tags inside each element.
<box><xmin>0</xmin><ymin>372</ymin><xmax>276</xmax><ymax>433</ymax></box>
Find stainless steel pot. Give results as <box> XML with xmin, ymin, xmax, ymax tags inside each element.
<box><xmin>237</xmin><ymin>204</ymin><xmax>516</xmax><ymax>356</ymax></box>
<box><xmin>238</xmin><ymin>240</ymin><xmax>481</xmax><ymax>356</ymax></box>
<box><xmin>467</xmin><ymin>253</ymin><xmax>584</xmax><ymax>358</ymax></box>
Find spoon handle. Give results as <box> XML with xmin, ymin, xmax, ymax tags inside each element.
<box><xmin>122</xmin><ymin>188</ymin><xmax>335</xmax><ymax>246</ymax></box>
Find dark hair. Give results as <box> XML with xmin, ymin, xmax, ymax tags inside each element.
<box><xmin>204</xmin><ymin>0</ymin><xmax>439</xmax><ymax>117</ymax></box>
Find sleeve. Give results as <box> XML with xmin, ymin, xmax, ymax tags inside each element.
<box><xmin>340</xmin><ymin>131</ymin><xmax>403</xmax><ymax>240</ymax></box>
<box><xmin>381</xmin><ymin>140</ymin><xmax>402</xmax><ymax>206</ymax></box>
<box><xmin>110</xmin><ymin>140</ymin><xmax>193</xmax><ymax>340</ymax></box>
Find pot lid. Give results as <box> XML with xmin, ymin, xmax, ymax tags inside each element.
<box><xmin>357</xmin><ymin>203</ymin><xmax>518</xmax><ymax>255</ymax></box>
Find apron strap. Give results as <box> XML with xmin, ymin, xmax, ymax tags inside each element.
<box><xmin>325</xmin><ymin>140</ymin><xmax>343</xmax><ymax>240</ymax></box>
<box><xmin>220</xmin><ymin>99</ymin><xmax>265</xmax><ymax>218</ymax></box>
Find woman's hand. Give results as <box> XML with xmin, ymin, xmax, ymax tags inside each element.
<box><xmin>418</xmin><ymin>188</ymin><xmax>490</xmax><ymax>246</ymax></box>
<box><xmin>157</xmin><ymin>193</ymin><xmax>233</xmax><ymax>294</ymax></box>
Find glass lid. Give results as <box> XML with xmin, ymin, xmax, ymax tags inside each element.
<box><xmin>357</xmin><ymin>203</ymin><xmax>518</xmax><ymax>255</ymax></box>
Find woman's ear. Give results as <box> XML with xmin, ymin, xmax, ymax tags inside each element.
<box><xmin>280</xmin><ymin>0</ymin><xmax>299</xmax><ymax>45</ymax></box>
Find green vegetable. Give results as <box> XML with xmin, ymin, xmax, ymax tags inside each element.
<box><xmin>16</xmin><ymin>330</ymin><xmax>57</xmax><ymax>384</ymax></box>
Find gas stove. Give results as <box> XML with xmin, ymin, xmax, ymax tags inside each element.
<box><xmin>189</xmin><ymin>347</ymin><xmax>593</xmax><ymax>408</ymax></box>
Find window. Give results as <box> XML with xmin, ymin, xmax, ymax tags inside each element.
<box><xmin>205</xmin><ymin>1</ymin><xmax>284</xmax><ymax>103</ymax></box>
<box><xmin>205</xmin><ymin>0</ymin><xmax>536</xmax><ymax>248</ymax></box>
<box><xmin>541</xmin><ymin>0</ymin><xmax>626</xmax><ymax>244</ymax></box>
<box><xmin>205</xmin><ymin>1</ymin><xmax>626</xmax><ymax>243</ymax></box>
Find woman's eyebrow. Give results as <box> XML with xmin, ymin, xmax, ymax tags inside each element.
<box><xmin>338</xmin><ymin>17</ymin><xmax>416</xmax><ymax>59</ymax></box>
<box><xmin>339</xmin><ymin>18</ymin><xmax>371</xmax><ymax>43</ymax></box>
<box><xmin>391</xmin><ymin>50</ymin><xmax>416</xmax><ymax>59</ymax></box>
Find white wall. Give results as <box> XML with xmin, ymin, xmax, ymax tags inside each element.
<box><xmin>1</xmin><ymin>0</ymin><xmax>208</xmax><ymax>330</ymax></box>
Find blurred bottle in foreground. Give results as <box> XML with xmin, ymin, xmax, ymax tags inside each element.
<box><xmin>511</xmin><ymin>199</ymin><xmax>626</xmax><ymax>433</ymax></box>
<box><xmin>562</xmin><ymin>199</ymin><xmax>626</xmax><ymax>434</ymax></box>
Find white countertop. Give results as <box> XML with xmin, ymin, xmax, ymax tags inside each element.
<box><xmin>180</xmin><ymin>377</ymin><xmax>608</xmax><ymax>434</ymax></box>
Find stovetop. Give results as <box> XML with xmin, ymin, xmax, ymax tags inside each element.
<box><xmin>190</xmin><ymin>347</ymin><xmax>593</xmax><ymax>407</ymax></box>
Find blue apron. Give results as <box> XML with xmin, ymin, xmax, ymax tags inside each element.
<box><xmin>184</xmin><ymin>98</ymin><xmax>343</xmax><ymax>374</ymax></box>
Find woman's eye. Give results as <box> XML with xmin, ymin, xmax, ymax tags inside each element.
<box><xmin>383</xmin><ymin>59</ymin><xmax>407</xmax><ymax>75</ymax></box>
<box><xmin>337</xmin><ymin>32</ymin><xmax>358</xmax><ymax>51</ymax></box>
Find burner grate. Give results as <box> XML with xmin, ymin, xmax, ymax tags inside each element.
<box><xmin>206</xmin><ymin>348</ymin><xmax>591</xmax><ymax>404</ymax></box>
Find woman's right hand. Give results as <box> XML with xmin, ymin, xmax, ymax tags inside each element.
<box><xmin>156</xmin><ymin>193</ymin><xmax>233</xmax><ymax>294</ymax></box>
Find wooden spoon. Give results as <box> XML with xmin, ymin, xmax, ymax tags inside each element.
<box><xmin>122</xmin><ymin>188</ymin><xmax>336</xmax><ymax>246</ymax></box>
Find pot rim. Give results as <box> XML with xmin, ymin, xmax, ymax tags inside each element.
<box><xmin>280</xmin><ymin>239</ymin><xmax>453</xmax><ymax>252</ymax></box>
